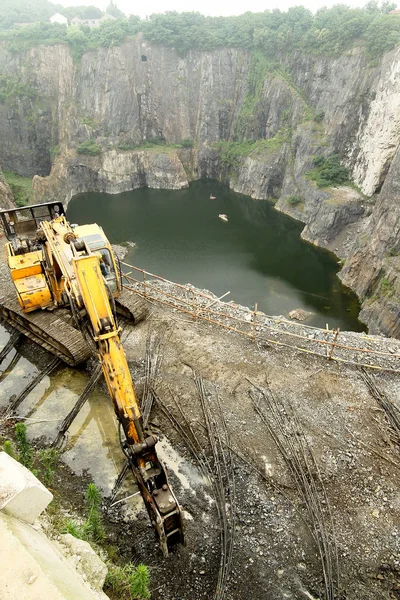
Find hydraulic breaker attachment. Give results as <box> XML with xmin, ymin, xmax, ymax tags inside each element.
<box><xmin>125</xmin><ymin>439</ymin><xmax>185</xmax><ymax>556</ymax></box>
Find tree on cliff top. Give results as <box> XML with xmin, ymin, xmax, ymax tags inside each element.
<box><xmin>106</xmin><ymin>1</ymin><xmax>125</xmax><ymax>19</ymax></box>
<box><xmin>1</xmin><ymin>2</ymin><xmax>400</xmax><ymax>60</ymax></box>
<box><xmin>0</xmin><ymin>0</ymin><xmax>62</xmax><ymax>30</ymax></box>
<box><xmin>61</xmin><ymin>5</ymin><xmax>103</xmax><ymax>20</ymax></box>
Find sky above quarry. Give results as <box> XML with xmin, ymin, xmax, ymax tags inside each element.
<box><xmin>57</xmin><ymin>0</ymin><xmax>377</xmax><ymax>19</ymax></box>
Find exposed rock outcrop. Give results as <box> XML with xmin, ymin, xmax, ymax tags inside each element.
<box><xmin>32</xmin><ymin>149</ymin><xmax>189</xmax><ymax>205</ymax></box>
<box><xmin>0</xmin><ymin>167</ymin><xmax>14</xmax><ymax>210</ymax></box>
<box><xmin>340</xmin><ymin>143</ymin><xmax>400</xmax><ymax>337</ymax></box>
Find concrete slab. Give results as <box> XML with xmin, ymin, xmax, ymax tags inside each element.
<box><xmin>0</xmin><ymin>451</ymin><xmax>53</xmax><ymax>524</ymax></box>
<box><xmin>0</xmin><ymin>512</ymin><xmax>108</xmax><ymax>600</ymax></box>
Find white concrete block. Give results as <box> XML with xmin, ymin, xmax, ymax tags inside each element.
<box><xmin>0</xmin><ymin>512</ymin><xmax>109</xmax><ymax>600</ymax></box>
<box><xmin>59</xmin><ymin>534</ymin><xmax>108</xmax><ymax>590</ymax></box>
<box><xmin>0</xmin><ymin>451</ymin><xmax>53</xmax><ymax>524</ymax></box>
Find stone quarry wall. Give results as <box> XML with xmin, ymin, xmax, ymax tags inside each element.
<box><xmin>0</xmin><ymin>37</ymin><xmax>399</xmax><ymax>335</ymax></box>
<box><xmin>0</xmin><ymin>166</ymin><xmax>14</xmax><ymax>210</ymax></box>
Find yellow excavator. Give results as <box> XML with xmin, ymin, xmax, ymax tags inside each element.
<box><xmin>0</xmin><ymin>201</ymin><xmax>184</xmax><ymax>556</ymax></box>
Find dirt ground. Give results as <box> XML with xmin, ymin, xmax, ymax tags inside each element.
<box><xmin>1</xmin><ymin>264</ymin><xmax>400</xmax><ymax>599</ymax></box>
<box><xmin>103</xmin><ymin>301</ymin><xmax>399</xmax><ymax>600</ymax></box>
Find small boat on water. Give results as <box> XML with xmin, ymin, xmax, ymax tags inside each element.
<box><xmin>219</xmin><ymin>213</ymin><xmax>228</xmax><ymax>222</ymax></box>
<box><xmin>210</xmin><ymin>194</ymin><xmax>216</xmax><ymax>199</ymax></box>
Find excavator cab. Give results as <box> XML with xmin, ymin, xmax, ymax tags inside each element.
<box><xmin>0</xmin><ymin>202</ymin><xmax>65</xmax><ymax>253</ymax></box>
<box><xmin>72</xmin><ymin>225</ymin><xmax>120</xmax><ymax>296</ymax></box>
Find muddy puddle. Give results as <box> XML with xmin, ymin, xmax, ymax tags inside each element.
<box><xmin>0</xmin><ymin>325</ymin><xmax>205</xmax><ymax>515</ymax></box>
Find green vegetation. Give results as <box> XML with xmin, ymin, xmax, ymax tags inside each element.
<box><xmin>62</xmin><ymin>519</ymin><xmax>87</xmax><ymax>539</ymax></box>
<box><xmin>117</xmin><ymin>138</ymin><xmax>194</xmax><ymax>151</ymax></box>
<box><xmin>287</xmin><ymin>194</ymin><xmax>301</xmax><ymax>204</ymax></box>
<box><xmin>1</xmin><ymin>3</ymin><xmax>399</xmax><ymax>61</ymax></box>
<box><xmin>80</xmin><ymin>115</ymin><xmax>99</xmax><ymax>128</ymax></box>
<box><xmin>77</xmin><ymin>140</ymin><xmax>102</xmax><ymax>155</ymax></box>
<box><xmin>0</xmin><ymin>0</ymin><xmax>125</xmax><ymax>31</ymax></box>
<box><xmin>50</xmin><ymin>145</ymin><xmax>60</xmax><ymax>161</ymax></box>
<box><xmin>3</xmin><ymin>171</ymin><xmax>32</xmax><ymax>206</ymax></box>
<box><xmin>0</xmin><ymin>0</ymin><xmax>60</xmax><ymax>31</ymax></box>
<box><xmin>84</xmin><ymin>483</ymin><xmax>105</xmax><ymax>541</ymax></box>
<box><xmin>3</xmin><ymin>439</ymin><xmax>17</xmax><ymax>459</ymax></box>
<box><xmin>61</xmin><ymin>482</ymin><xmax>104</xmax><ymax>542</ymax></box>
<box><xmin>380</xmin><ymin>276</ymin><xmax>395</xmax><ymax>296</ymax></box>
<box><xmin>0</xmin><ymin>75</ymin><xmax>37</xmax><ymax>105</ymax></box>
<box><xmin>180</xmin><ymin>138</ymin><xmax>194</xmax><ymax>148</ymax></box>
<box><xmin>2</xmin><ymin>423</ymin><xmax>59</xmax><ymax>483</ymax></box>
<box><xmin>105</xmin><ymin>563</ymin><xmax>150</xmax><ymax>600</ymax></box>
<box><xmin>37</xmin><ymin>448</ymin><xmax>59</xmax><ymax>485</ymax></box>
<box><xmin>236</xmin><ymin>52</ymin><xmax>273</xmax><ymax>138</ymax></box>
<box><xmin>215</xmin><ymin>129</ymin><xmax>290</xmax><ymax>169</ymax></box>
<box><xmin>306</xmin><ymin>154</ymin><xmax>350</xmax><ymax>187</ymax></box>
<box><xmin>15</xmin><ymin>422</ymin><xmax>33</xmax><ymax>469</ymax></box>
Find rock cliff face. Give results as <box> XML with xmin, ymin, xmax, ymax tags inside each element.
<box><xmin>0</xmin><ymin>37</ymin><xmax>399</xmax><ymax>334</ymax></box>
<box><xmin>0</xmin><ymin>167</ymin><xmax>14</xmax><ymax>210</ymax></box>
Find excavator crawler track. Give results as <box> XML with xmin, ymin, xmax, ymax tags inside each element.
<box><xmin>116</xmin><ymin>287</ymin><xmax>149</xmax><ymax>323</ymax></box>
<box><xmin>0</xmin><ymin>288</ymin><xmax>149</xmax><ymax>366</ymax></box>
<box><xmin>0</xmin><ymin>294</ymin><xmax>91</xmax><ymax>366</ymax></box>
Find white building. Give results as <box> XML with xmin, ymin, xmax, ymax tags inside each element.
<box><xmin>70</xmin><ymin>14</ymin><xmax>116</xmax><ymax>29</ymax></box>
<box><xmin>49</xmin><ymin>13</ymin><xmax>68</xmax><ymax>25</ymax></box>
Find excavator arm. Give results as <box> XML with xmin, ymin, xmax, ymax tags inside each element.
<box><xmin>71</xmin><ymin>247</ymin><xmax>184</xmax><ymax>556</ymax></box>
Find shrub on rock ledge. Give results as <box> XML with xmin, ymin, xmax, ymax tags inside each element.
<box><xmin>77</xmin><ymin>141</ymin><xmax>102</xmax><ymax>156</ymax></box>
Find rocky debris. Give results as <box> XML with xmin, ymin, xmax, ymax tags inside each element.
<box><xmin>111</xmin><ymin>242</ymin><xmax>135</xmax><ymax>261</ymax></box>
<box><xmin>288</xmin><ymin>308</ymin><xmax>313</xmax><ymax>321</ymax></box>
<box><xmin>127</xmin><ymin>279</ymin><xmax>400</xmax><ymax>372</ymax></box>
<box><xmin>2</xmin><ymin>278</ymin><xmax>400</xmax><ymax>600</ymax></box>
<box><xmin>58</xmin><ymin>534</ymin><xmax>108</xmax><ymax>591</ymax></box>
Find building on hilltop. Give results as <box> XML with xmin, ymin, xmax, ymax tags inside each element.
<box><xmin>70</xmin><ymin>13</ymin><xmax>116</xmax><ymax>28</ymax></box>
<box><xmin>49</xmin><ymin>13</ymin><xmax>68</xmax><ymax>25</ymax></box>
<box><xmin>389</xmin><ymin>8</ymin><xmax>400</xmax><ymax>13</ymax></box>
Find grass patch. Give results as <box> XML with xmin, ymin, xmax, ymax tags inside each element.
<box><xmin>37</xmin><ymin>448</ymin><xmax>59</xmax><ymax>486</ymax></box>
<box><xmin>15</xmin><ymin>422</ymin><xmax>33</xmax><ymax>470</ymax></box>
<box><xmin>2</xmin><ymin>423</ymin><xmax>60</xmax><ymax>483</ymax></box>
<box><xmin>380</xmin><ymin>277</ymin><xmax>395</xmax><ymax>297</ymax></box>
<box><xmin>215</xmin><ymin>129</ymin><xmax>289</xmax><ymax>170</ymax></box>
<box><xmin>62</xmin><ymin>518</ymin><xmax>88</xmax><ymax>540</ymax></box>
<box><xmin>287</xmin><ymin>194</ymin><xmax>301</xmax><ymax>205</ymax></box>
<box><xmin>105</xmin><ymin>563</ymin><xmax>150</xmax><ymax>600</ymax></box>
<box><xmin>117</xmin><ymin>138</ymin><xmax>193</xmax><ymax>152</ymax></box>
<box><xmin>61</xmin><ymin>482</ymin><xmax>104</xmax><ymax>543</ymax></box>
<box><xmin>3</xmin><ymin>170</ymin><xmax>32</xmax><ymax>206</ymax></box>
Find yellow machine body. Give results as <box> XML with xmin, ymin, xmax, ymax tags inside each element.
<box><xmin>6</xmin><ymin>246</ymin><xmax>52</xmax><ymax>312</ymax></box>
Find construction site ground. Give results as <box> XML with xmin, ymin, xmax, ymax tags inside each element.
<box><xmin>0</xmin><ymin>235</ymin><xmax>400</xmax><ymax>599</ymax></box>
<box><xmin>0</xmin><ymin>292</ymin><xmax>400</xmax><ymax>600</ymax></box>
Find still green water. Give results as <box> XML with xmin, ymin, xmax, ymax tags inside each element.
<box><xmin>67</xmin><ymin>180</ymin><xmax>364</xmax><ymax>331</ymax></box>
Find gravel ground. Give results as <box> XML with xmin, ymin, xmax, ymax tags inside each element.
<box><xmin>111</xmin><ymin>289</ymin><xmax>400</xmax><ymax>600</ymax></box>
<box><xmin>1</xmin><ymin>256</ymin><xmax>400</xmax><ymax>599</ymax></box>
